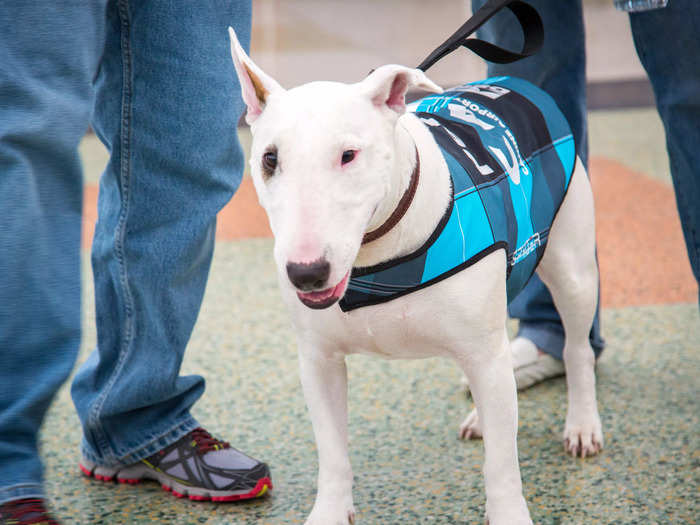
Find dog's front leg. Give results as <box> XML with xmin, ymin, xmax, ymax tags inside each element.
<box><xmin>298</xmin><ymin>344</ymin><xmax>355</xmax><ymax>525</ymax></box>
<box><xmin>459</xmin><ymin>334</ymin><xmax>532</xmax><ymax>525</ymax></box>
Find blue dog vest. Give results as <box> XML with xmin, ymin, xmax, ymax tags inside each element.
<box><xmin>338</xmin><ymin>76</ymin><xmax>575</xmax><ymax>312</ymax></box>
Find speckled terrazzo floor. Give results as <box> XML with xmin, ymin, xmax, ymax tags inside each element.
<box><xmin>39</xmin><ymin>6</ymin><xmax>699</xmax><ymax>519</ymax></box>
<box><xmin>39</xmin><ymin>236</ymin><xmax>698</xmax><ymax>524</ymax></box>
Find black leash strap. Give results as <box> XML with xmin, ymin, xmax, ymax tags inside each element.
<box><xmin>416</xmin><ymin>0</ymin><xmax>543</xmax><ymax>71</ymax></box>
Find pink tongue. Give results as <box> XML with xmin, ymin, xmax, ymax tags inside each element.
<box><xmin>298</xmin><ymin>272</ymin><xmax>350</xmax><ymax>301</ymax></box>
<box><xmin>299</xmin><ymin>287</ymin><xmax>335</xmax><ymax>301</ymax></box>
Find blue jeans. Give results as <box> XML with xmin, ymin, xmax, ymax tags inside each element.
<box><xmin>471</xmin><ymin>0</ymin><xmax>604</xmax><ymax>359</ymax></box>
<box><xmin>0</xmin><ymin>0</ymin><xmax>251</xmax><ymax>504</ymax></box>
<box><xmin>629</xmin><ymin>4</ymin><xmax>700</xmax><ymax>300</ymax></box>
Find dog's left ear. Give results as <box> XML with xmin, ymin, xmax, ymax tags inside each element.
<box><xmin>228</xmin><ymin>27</ymin><xmax>284</xmax><ymax>125</ymax></box>
<box><xmin>359</xmin><ymin>65</ymin><xmax>443</xmax><ymax>116</ymax></box>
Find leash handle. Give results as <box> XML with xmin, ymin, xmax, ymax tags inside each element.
<box><xmin>416</xmin><ymin>0</ymin><xmax>543</xmax><ymax>71</ymax></box>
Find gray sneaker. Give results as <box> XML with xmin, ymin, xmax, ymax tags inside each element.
<box><xmin>79</xmin><ymin>427</ymin><xmax>272</xmax><ymax>502</ymax></box>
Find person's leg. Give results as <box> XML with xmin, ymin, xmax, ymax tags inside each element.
<box><xmin>0</xmin><ymin>1</ymin><xmax>105</xmax><ymax>505</ymax></box>
<box><xmin>629</xmin><ymin>3</ymin><xmax>700</xmax><ymax>302</ymax></box>
<box><xmin>71</xmin><ymin>0</ymin><xmax>255</xmax><ymax>467</ymax></box>
<box><xmin>471</xmin><ymin>0</ymin><xmax>604</xmax><ymax>365</ymax></box>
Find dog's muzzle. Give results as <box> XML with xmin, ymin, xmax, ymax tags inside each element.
<box><xmin>286</xmin><ymin>259</ymin><xmax>350</xmax><ymax>310</ymax></box>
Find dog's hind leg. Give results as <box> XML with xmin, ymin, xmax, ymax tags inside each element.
<box><xmin>535</xmin><ymin>157</ymin><xmax>603</xmax><ymax>457</ymax></box>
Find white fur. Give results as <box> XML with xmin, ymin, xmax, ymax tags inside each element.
<box><xmin>229</xmin><ymin>28</ymin><xmax>603</xmax><ymax>525</ymax></box>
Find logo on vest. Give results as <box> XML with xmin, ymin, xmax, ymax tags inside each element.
<box><xmin>511</xmin><ymin>232</ymin><xmax>541</xmax><ymax>265</ymax></box>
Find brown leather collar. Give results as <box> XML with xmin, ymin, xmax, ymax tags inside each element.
<box><xmin>362</xmin><ymin>147</ymin><xmax>420</xmax><ymax>245</ymax></box>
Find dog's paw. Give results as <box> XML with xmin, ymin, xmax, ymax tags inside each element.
<box><xmin>485</xmin><ymin>512</ymin><xmax>532</xmax><ymax>525</ymax></box>
<box><xmin>563</xmin><ymin>410</ymin><xmax>604</xmax><ymax>458</ymax></box>
<box><xmin>304</xmin><ymin>504</ymin><xmax>356</xmax><ymax>525</ymax></box>
<box><xmin>485</xmin><ymin>500</ymin><xmax>533</xmax><ymax>525</ymax></box>
<box><xmin>459</xmin><ymin>408</ymin><xmax>482</xmax><ymax>440</ymax></box>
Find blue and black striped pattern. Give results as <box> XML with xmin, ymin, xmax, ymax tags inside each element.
<box><xmin>339</xmin><ymin>77</ymin><xmax>575</xmax><ymax>312</ymax></box>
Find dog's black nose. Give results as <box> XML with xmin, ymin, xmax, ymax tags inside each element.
<box><xmin>286</xmin><ymin>259</ymin><xmax>330</xmax><ymax>291</ymax></box>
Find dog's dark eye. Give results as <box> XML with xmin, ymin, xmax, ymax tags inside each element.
<box><xmin>341</xmin><ymin>150</ymin><xmax>356</xmax><ymax>165</ymax></box>
<box><xmin>262</xmin><ymin>148</ymin><xmax>278</xmax><ymax>177</ymax></box>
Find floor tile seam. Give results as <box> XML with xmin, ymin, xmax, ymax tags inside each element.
<box><xmin>603</xmin><ymin>300</ymin><xmax>699</xmax><ymax>311</ymax></box>
<box><xmin>600</xmin><ymin>302</ymin><xmax>698</xmax><ymax>313</ymax></box>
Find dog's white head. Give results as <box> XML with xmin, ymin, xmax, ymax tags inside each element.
<box><xmin>229</xmin><ymin>28</ymin><xmax>441</xmax><ymax>309</ymax></box>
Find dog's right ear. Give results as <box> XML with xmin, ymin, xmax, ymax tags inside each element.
<box><xmin>359</xmin><ymin>65</ymin><xmax>443</xmax><ymax>117</ymax></box>
<box><xmin>229</xmin><ymin>27</ymin><xmax>283</xmax><ymax>125</ymax></box>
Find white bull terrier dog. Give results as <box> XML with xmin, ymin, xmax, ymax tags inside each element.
<box><xmin>229</xmin><ymin>27</ymin><xmax>603</xmax><ymax>525</ymax></box>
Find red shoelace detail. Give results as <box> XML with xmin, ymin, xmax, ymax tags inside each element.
<box><xmin>189</xmin><ymin>427</ymin><xmax>231</xmax><ymax>455</ymax></box>
<box><xmin>0</xmin><ymin>498</ymin><xmax>59</xmax><ymax>525</ymax></box>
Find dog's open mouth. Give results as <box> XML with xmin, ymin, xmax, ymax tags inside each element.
<box><xmin>296</xmin><ymin>271</ymin><xmax>350</xmax><ymax>309</ymax></box>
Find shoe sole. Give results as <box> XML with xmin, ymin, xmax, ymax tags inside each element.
<box><xmin>79</xmin><ymin>461</ymin><xmax>272</xmax><ymax>502</ymax></box>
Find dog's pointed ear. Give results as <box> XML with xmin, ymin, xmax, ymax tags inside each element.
<box><xmin>359</xmin><ymin>65</ymin><xmax>443</xmax><ymax>116</ymax></box>
<box><xmin>228</xmin><ymin>27</ymin><xmax>283</xmax><ymax>125</ymax></box>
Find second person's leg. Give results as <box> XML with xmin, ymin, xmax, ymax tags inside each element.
<box><xmin>470</xmin><ymin>0</ymin><xmax>604</xmax><ymax>388</ymax></box>
<box><xmin>629</xmin><ymin>3</ymin><xmax>700</xmax><ymax>303</ymax></box>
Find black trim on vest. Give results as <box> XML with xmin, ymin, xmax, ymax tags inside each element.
<box><xmin>339</xmin><ymin>242</ymin><xmax>508</xmax><ymax>312</ymax></box>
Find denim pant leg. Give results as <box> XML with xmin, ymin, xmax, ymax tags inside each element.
<box><xmin>471</xmin><ymin>0</ymin><xmax>605</xmax><ymax>359</ymax></box>
<box><xmin>0</xmin><ymin>2</ymin><xmax>105</xmax><ymax>503</ymax></box>
<box><xmin>70</xmin><ymin>0</ymin><xmax>252</xmax><ymax>466</ymax></box>
<box><xmin>629</xmin><ymin>4</ymin><xmax>700</xmax><ymax>303</ymax></box>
